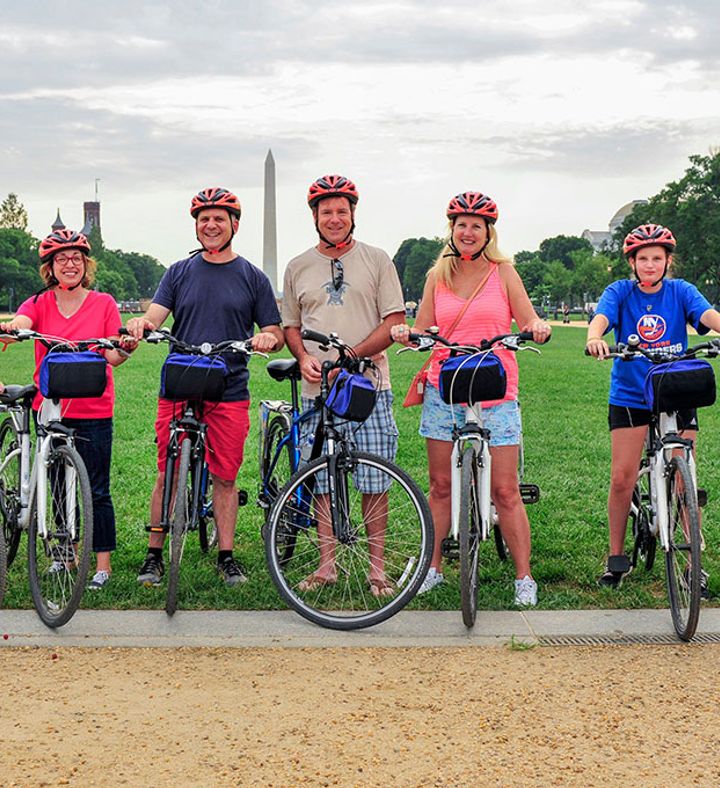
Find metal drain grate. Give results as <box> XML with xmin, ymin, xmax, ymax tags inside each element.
<box><xmin>539</xmin><ymin>632</ymin><xmax>720</xmax><ymax>646</ymax></box>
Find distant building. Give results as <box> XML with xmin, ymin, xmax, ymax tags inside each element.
<box><xmin>582</xmin><ymin>200</ymin><xmax>647</xmax><ymax>251</ymax></box>
<box><xmin>51</xmin><ymin>209</ymin><xmax>65</xmax><ymax>232</ymax></box>
<box><xmin>82</xmin><ymin>201</ymin><xmax>101</xmax><ymax>237</ymax></box>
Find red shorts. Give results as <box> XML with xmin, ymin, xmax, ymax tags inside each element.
<box><xmin>155</xmin><ymin>398</ymin><xmax>251</xmax><ymax>482</ymax></box>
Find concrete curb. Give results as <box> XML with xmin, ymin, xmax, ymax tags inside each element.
<box><xmin>2</xmin><ymin>608</ymin><xmax>720</xmax><ymax>648</ymax></box>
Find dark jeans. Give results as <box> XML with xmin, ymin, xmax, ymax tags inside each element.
<box><xmin>36</xmin><ymin>415</ymin><xmax>117</xmax><ymax>553</ymax></box>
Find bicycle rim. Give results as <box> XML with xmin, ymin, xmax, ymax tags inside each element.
<box><xmin>28</xmin><ymin>445</ymin><xmax>93</xmax><ymax>628</ymax></box>
<box><xmin>265</xmin><ymin>451</ymin><xmax>433</xmax><ymax>630</ymax></box>
<box><xmin>166</xmin><ymin>439</ymin><xmax>191</xmax><ymax>616</ymax></box>
<box><xmin>0</xmin><ymin>418</ymin><xmax>22</xmax><ymax>567</ymax></box>
<box><xmin>459</xmin><ymin>446</ymin><xmax>481</xmax><ymax>628</ymax></box>
<box><xmin>664</xmin><ymin>456</ymin><xmax>702</xmax><ymax>641</ymax></box>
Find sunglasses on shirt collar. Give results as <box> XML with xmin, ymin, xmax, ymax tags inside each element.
<box><xmin>331</xmin><ymin>258</ymin><xmax>344</xmax><ymax>291</ymax></box>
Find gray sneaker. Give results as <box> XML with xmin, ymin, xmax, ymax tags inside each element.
<box><xmin>137</xmin><ymin>554</ymin><xmax>164</xmax><ymax>587</ymax></box>
<box><xmin>218</xmin><ymin>556</ymin><xmax>247</xmax><ymax>587</ymax></box>
<box><xmin>514</xmin><ymin>575</ymin><xmax>538</xmax><ymax>607</ymax></box>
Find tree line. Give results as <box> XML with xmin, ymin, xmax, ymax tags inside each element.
<box><xmin>392</xmin><ymin>149</ymin><xmax>720</xmax><ymax>307</ymax></box>
<box><xmin>0</xmin><ymin>194</ymin><xmax>165</xmax><ymax>312</ymax></box>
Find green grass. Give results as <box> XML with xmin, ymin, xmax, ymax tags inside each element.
<box><xmin>2</xmin><ymin>323</ymin><xmax>719</xmax><ymax>612</ymax></box>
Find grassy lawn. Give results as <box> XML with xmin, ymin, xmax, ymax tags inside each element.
<box><xmin>2</xmin><ymin>322</ymin><xmax>719</xmax><ymax>612</ymax></box>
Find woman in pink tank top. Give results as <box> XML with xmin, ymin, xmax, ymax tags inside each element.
<box><xmin>392</xmin><ymin>192</ymin><xmax>551</xmax><ymax>607</ymax></box>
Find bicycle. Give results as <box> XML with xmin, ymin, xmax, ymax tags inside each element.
<box><xmin>400</xmin><ymin>327</ymin><xmax>543</xmax><ymax>627</ymax></box>
<box><xmin>263</xmin><ymin>329</ymin><xmax>434</xmax><ymax>630</ymax></box>
<box><xmin>128</xmin><ymin>327</ymin><xmax>263</xmax><ymax>616</ymax></box>
<box><xmin>0</xmin><ymin>328</ymin><xmax>124</xmax><ymax>626</ymax></box>
<box><xmin>587</xmin><ymin>334</ymin><xmax>719</xmax><ymax>641</ymax></box>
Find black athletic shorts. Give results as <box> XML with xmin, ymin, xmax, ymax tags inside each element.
<box><xmin>608</xmin><ymin>404</ymin><xmax>698</xmax><ymax>432</ymax></box>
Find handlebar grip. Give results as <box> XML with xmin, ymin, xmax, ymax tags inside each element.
<box><xmin>118</xmin><ymin>327</ymin><xmax>129</xmax><ymax>335</ymax></box>
<box><xmin>408</xmin><ymin>332</ymin><xmax>422</xmax><ymax>342</ymax></box>
<box><xmin>302</xmin><ymin>328</ymin><xmax>330</xmax><ymax>345</ymax></box>
<box><xmin>518</xmin><ymin>331</ymin><xmax>535</xmax><ymax>342</ymax></box>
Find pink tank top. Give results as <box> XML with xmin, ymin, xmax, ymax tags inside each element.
<box><xmin>427</xmin><ymin>264</ymin><xmax>519</xmax><ymax>405</ymax></box>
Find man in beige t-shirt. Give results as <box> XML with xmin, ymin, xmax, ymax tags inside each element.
<box><xmin>282</xmin><ymin>174</ymin><xmax>405</xmax><ymax>597</ymax></box>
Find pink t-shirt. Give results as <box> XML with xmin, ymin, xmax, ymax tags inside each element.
<box><xmin>427</xmin><ymin>264</ymin><xmax>519</xmax><ymax>405</ymax></box>
<box><xmin>17</xmin><ymin>290</ymin><xmax>121</xmax><ymax>418</ymax></box>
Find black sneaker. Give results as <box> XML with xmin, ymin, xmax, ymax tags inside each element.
<box><xmin>137</xmin><ymin>553</ymin><xmax>164</xmax><ymax>587</ymax></box>
<box><xmin>218</xmin><ymin>556</ymin><xmax>247</xmax><ymax>587</ymax></box>
<box><xmin>598</xmin><ymin>554</ymin><xmax>632</xmax><ymax>589</ymax></box>
<box><xmin>683</xmin><ymin>567</ymin><xmax>710</xmax><ymax>600</ymax></box>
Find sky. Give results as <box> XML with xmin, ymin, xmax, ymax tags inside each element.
<box><xmin>2</xmin><ymin>0</ymin><xmax>719</xmax><ymax>287</ymax></box>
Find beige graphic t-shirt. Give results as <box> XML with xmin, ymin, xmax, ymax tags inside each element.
<box><xmin>282</xmin><ymin>241</ymin><xmax>405</xmax><ymax>398</ymax></box>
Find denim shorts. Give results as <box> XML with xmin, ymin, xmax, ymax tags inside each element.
<box><xmin>300</xmin><ymin>389</ymin><xmax>398</xmax><ymax>494</ymax></box>
<box><xmin>419</xmin><ymin>383</ymin><xmax>521</xmax><ymax>446</ymax></box>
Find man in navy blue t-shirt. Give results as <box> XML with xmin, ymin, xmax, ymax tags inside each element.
<box><xmin>127</xmin><ymin>187</ymin><xmax>283</xmax><ymax>588</ymax></box>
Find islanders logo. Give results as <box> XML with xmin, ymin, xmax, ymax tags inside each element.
<box><xmin>636</xmin><ymin>314</ymin><xmax>667</xmax><ymax>342</ymax></box>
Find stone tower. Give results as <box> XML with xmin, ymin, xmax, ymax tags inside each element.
<box><xmin>263</xmin><ymin>149</ymin><xmax>278</xmax><ymax>294</ymax></box>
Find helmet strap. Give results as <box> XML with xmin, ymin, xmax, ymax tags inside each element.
<box><xmin>193</xmin><ymin>211</ymin><xmax>237</xmax><ymax>256</ymax></box>
<box><xmin>316</xmin><ymin>220</ymin><xmax>355</xmax><ymax>250</ymax></box>
<box><xmin>444</xmin><ymin>238</ymin><xmax>487</xmax><ymax>262</ymax></box>
<box><xmin>633</xmin><ymin>261</ymin><xmax>668</xmax><ymax>289</ymax></box>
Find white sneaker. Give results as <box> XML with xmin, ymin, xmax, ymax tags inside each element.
<box><xmin>417</xmin><ymin>567</ymin><xmax>444</xmax><ymax>595</ymax></box>
<box><xmin>514</xmin><ymin>575</ymin><xmax>538</xmax><ymax>607</ymax></box>
<box><xmin>87</xmin><ymin>570</ymin><xmax>111</xmax><ymax>591</ymax></box>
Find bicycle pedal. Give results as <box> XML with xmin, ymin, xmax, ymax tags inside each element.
<box><xmin>697</xmin><ymin>488</ymin><xmax>708</xmax><ymax>508</ymax></box>
<box><xmin>441</xmin><ymin>537</ymin><xmax>459</xmax><ymax>560</ymax></box>
<box><xmin>237</xmin><ymin>489</ymin><xmax>248</xmax><ymax>507</ymax></box>
<box><xmin>145</xmin><ymin>525</ymin><xmax>168</xmax><ymax>534</ymax></box>
<box><xmin>519</xmin><ymin>483</ymin><xmax>541</xmax><ymax>504</ymax></box>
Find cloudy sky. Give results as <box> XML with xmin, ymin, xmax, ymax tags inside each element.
<box><xmin>2</xmin><ymin>0</ymin><xmax>719</xmax><ymax>285</ymax></box>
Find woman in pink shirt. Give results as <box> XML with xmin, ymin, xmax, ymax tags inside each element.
<box><xmin>0</xmin><ymin>229</ymin><xmax>135</xmax><ymax>590</ymax></box>
<box><xmin>392</xmin><ymin>192</ymin><xmax>550</xmax><ymax>606</ymax></box>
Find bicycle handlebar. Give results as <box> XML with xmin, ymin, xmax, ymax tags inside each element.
<box><xmin>585</xmin><ymin>334</ymin><xmax>720</xmax><ymax>363</ymax></box>
<box><xmin>301</xmin><ymin>329</ymin><xmax>377</xmax><ymax>373</ymax></box>
<box><xmin>401</xmin><ymin>329</ymin><xmax>544</xmax><ymax>355</ymax></box>
<box><xmin>1</xmin><ymin>328</ymin><xmax>126</xmax><ymax>354</ymax></box>
<box><xmin>118</xmin><ymin>326</ymin><xmax>266</xmax><ymax>358</ymax></box>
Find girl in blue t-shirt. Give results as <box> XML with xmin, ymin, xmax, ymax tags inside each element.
<box><xmin>586</xmin><ymin>223</ymin><xmax>720</xmax><ymax>591</ymax></box>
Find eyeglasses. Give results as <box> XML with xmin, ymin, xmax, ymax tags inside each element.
<box><xmin>331</xmin><ymin>258</ymin><xmax>344</xmax><ymax>291</ymax></box>
<box><xmin>54</xmin><ymin>253</ymin><xmax>84</xmax><ymax>265</ymax></box>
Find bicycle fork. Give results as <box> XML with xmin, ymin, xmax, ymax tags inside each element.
<box><xmin>450</xmin><ymin>437</ymin><xmax>491</xmax><ymax>541</ymax></box>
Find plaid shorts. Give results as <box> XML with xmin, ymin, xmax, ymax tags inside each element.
<box><xmin>300</xmin><ymin>389</ymin><xmax>398</xmax><ymax>494</ymax></box>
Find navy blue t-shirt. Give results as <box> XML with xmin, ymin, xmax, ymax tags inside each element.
<box><xmin>596</xmin><ymin>278</ymin><xmax>711</xmax><ymax>408</ymax></box>
<box><xmin>153</xmin><ymin>253</ymin><xmax>280</xmax><ymax>401</ymax></box>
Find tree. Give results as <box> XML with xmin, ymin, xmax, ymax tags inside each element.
<box><xmin>615</xmin><ymin>150</ymin><xmax>720</xmax><ymax>301</ymax></box>
<box><xmin>538</xmin><ymin>235</ymin><xmax>593</xmax><ymax>270</ymax></box>
<box><xmin>515</xmin><ymin>256</ymin><xmax>548</xmax><ymax>295</ymax></box>
<box><xmin>0</xmin><ymin>193</ymin><xmax>29</xmax><ymax>231</ymax></box>
<box><xmin>398</xmin><ymin>238</ymin><xmax>443</xmax><ymax>301</ymax></box>
<box><xmin>0</xmin><ymin>228</ymin><xmax>42</xmax><ymax>308</ymax></box>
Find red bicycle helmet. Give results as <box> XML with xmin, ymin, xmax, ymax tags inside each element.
<box><xmin>623</xmin><ymin>224</ymin><xmax>676</xmax><ymax>257</ymax></box>
<box><xmin>190</xmin><ymin>187</ymin><xmax>242</xmax><ymax>218</ymax></box>
<box><xmin>446</xmin><ymin>192</ymin><xmax>498</xmax><ymax>224</ymax></box>
<box><xmin>307</xmin><ymin>175</ymin><xmax>359</xmax><ymax>208</ymax></box>
<box><xmin>39</xmin><ymin>229</ymin><xmax>91</xmax><ymax>262</ymax></box>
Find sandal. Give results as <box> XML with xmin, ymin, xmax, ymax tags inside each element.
<box><xmin>368</xmin><ymin>577</ymin><xmax>395</xmax><ymax>598</ymax></box>
<box><xmin>298</xmin><ymin>572</ymin><xmax>336</xmax><ymax>592</ymax></box>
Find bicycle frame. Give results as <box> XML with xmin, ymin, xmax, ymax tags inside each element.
<box><xmin>642</xmin><ymin>411</ymin><xmax>698</xmax><ymax>552</ymax></box>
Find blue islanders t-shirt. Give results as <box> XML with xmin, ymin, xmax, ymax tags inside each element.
<box><xmin>596</xmin><ymin>278</ymin><xmax>711</xmax><ymax>408</ymax></box>
<box><xmin>153</xmin><ymin>253</ymin><xmax>280</xmax><ymax>401</ymax></box>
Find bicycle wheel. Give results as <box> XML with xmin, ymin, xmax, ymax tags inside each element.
<box><xmin>0</xmin><ymin>501</ymin><xmax>6</xmax><ymax>608</ymax></box>
<box><xmin>630</xmin><ymin>472</ymin><xmax>656</xmax><ymax>571</ymax></box>
<box><xmin>28</xmin><ymin>444</ymin><xmax>93</xmax><ymax>628</ymax></box>
<box><xmin>665</xmin><ymin>455</ymin><xmax>702</xmax><ymax>641</ymax></box>
<box><xmin>0</xmin><ymin>417</ymin><xmax>22</xmax><ymax>567</ymax></box>
<box><xmin>198</xmin><ymin>466</ymin><xmax>217</xmax><ymax>553</ymax></box>
<box><xmin>166</xmin><ymin>438</ymin><xmax>191</xmax><ymax>617</ymax></box>
<box><xmin>261</xmin><ymin>416</ymin><xmax>297</xmax><ymax>563</ymax></box>
<box><xmin>459</xmin><ymin>446</ymin><xmax>482</xmax><ymax>628</ymax></box>
<box><xmin>265</xmin><ymin>451</ymin><xmax>433</xmax><ymax>630</ymax></box>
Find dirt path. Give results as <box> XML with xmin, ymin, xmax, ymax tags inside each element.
<box><xmin>1</xmin><ymin>644</ymin><xmax>718</xmax><ymax>786</ymax></box>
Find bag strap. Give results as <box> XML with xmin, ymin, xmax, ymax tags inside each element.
<box><xmin>413</xmin><ymin>264</ymin><xmax>496</xmax><ymax>378</ymax></box>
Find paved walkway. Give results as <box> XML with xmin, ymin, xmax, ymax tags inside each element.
<box><xmin>2</xmin><ymin>608</ymin><xmax>720</xmax><ymax>648</ymax></box>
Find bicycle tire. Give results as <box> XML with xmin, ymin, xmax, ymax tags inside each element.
<box><xmin>0</xmin><ymin>500</ymin><xmax>6</xmax><ymax>608</ymax></box>
<box><xmin>459</xmin><ymin>446</ymin><xmax>482</xmax><ymax>628</ymax></box>
<box><xmin>198</xmin><ymin>466</ymin><xmax>217</xmax><ymax>553</ymax></box>
<box><xmin>265</xmin><ymin>451</ymin><xmax>433</xmax><ymax>630</ymax></box>
<box><xmin>665</xmin><ymin>455</ymin><xmax>702</xmax><ymax>641</ymax></box>
<box><xmin>0</xmin><ymin>417</ymin><xmax>22</xmax><ymax>567</ymax></box>
<box><xmin>630</xmin><ymin>474</ymin><xmax>656</xmax><ymax>571</ymax></box>
<box><xmin>166</xmin><ymin>438</ymin><xmax>191</xmax><ymax>616</ymax></box>
<box><xmin>28</xmin><ymin>444</ymin><xmax>93</xmax><ymax>628</ymax></box>
<box><xmin>493</xmin><ymin>521</ymin><xmax>507</xmax><ymax>562</ymax></box>
<box><xmin>261</xmin><ymin>416</ymin><xmax>297</xmax><ymax>564</ymax></box>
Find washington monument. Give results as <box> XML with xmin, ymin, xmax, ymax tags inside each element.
<box><xmin>263</xmin><ymin>149</ymin><xmax>278</xmax><ymax>294</ymax></box>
